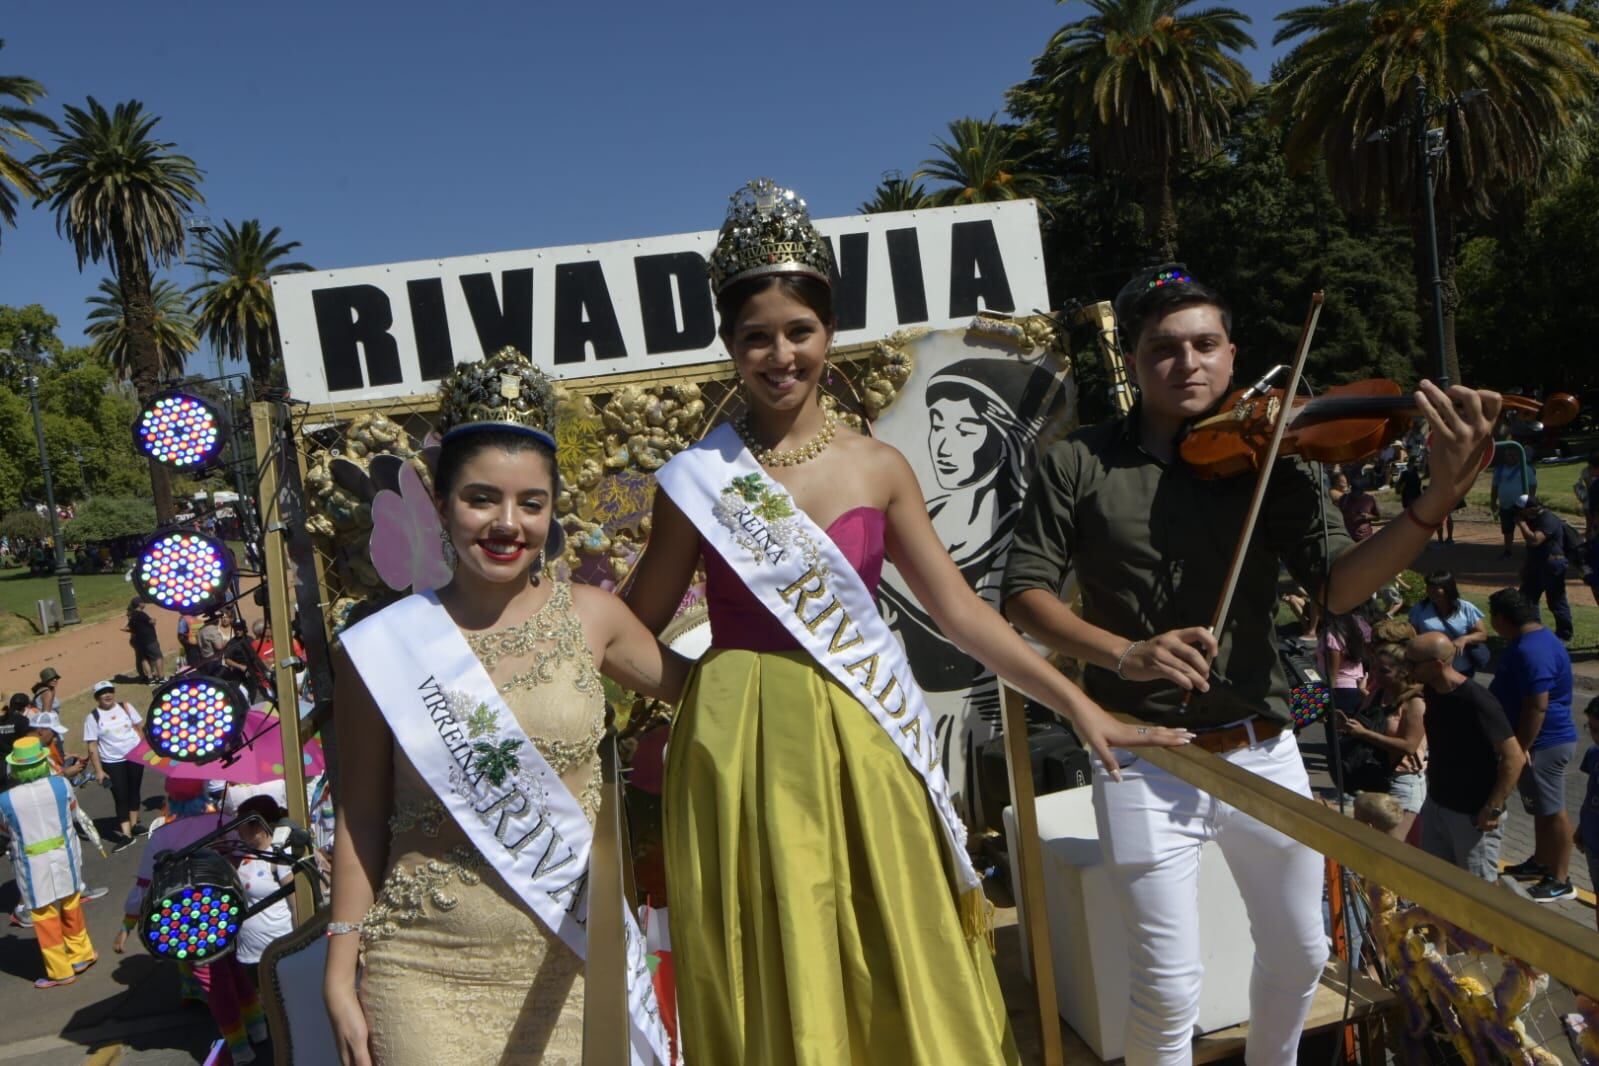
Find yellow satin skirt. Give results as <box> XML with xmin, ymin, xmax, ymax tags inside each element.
<box><xmin>663</xmin><ymin>649</ymin><xmax>1019</xmax><ymax>1066</ymax></box>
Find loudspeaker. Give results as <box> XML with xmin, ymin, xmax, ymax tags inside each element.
<box><xmin>975</xmin><ymin>712</ymin><xmax>1090</xmax><ymax>838</ymax></box>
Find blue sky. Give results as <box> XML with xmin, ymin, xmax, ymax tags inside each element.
<box><xmin>1</xmin><ymin>0</ymin><xmax>1294</xmax><ymax>359</ymax></box>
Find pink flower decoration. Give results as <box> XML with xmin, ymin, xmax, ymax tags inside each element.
<box><xmin>370</xmin><ymin>462</ymin><xmax>453</xmax><ymax>594</ymax></box>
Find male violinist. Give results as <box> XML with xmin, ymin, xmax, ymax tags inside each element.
<box><xmin>1001</xmin><ymin>271</ymin><xmax>1500</xmax><ymax>1066</ymax></box>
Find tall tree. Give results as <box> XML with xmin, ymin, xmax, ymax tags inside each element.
<box><xmin>187</xmin><ymin>219</ymin><xmax>311</xmax><ymax>386</ymax></box>
<box><xmin>1034</xmin><ymin>0</ymin><xmax>1253</xmax><ymax>260</ymax></box>
<box><xmin>85</xmin><ymin>276</ymin><xmax>196</xmax><ymax>382</ymax></box>
<box><xmin>859</xmin><ymin>175</ymin><xmax>929</xmax><ymax>214</ymax></box>
<box><xmin>32</xmin><ymin>98</ymin><xmax>203</xmax><ymax>520</ymax></box>
<box><xmin>0</xmin><ymin>40</ymin><xmax>53</xmax><ymax>245</ymax></box>
<box><xmin>912</xmin><ymin>116</ymin><xmax>1050</xmax><ymax>207</ymax></box>
<box><xmin>1273</xmin><ymin>0</ymin><xmax>1599</xmax><ymax>384</ymax></box>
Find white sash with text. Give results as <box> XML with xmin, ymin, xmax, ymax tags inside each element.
<box><xmin>341</xmin><ymin>591</ymin><xmax>670</xmax><ymax>1064</ymax></box>
<box><xmin>654</xmin><ymin>424</ymin><xmax>980</xmax><ymax>895</ymax></box>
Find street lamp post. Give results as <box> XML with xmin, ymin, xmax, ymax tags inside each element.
<box><xmin>1413</xmin><ymin>76</ymin><xmax>1451</xmax><ymax>389</ymax></box>
<box><xmin>20</xmin><ymin>371</ymin><xmax>80</xmax><ymax>625</ymax></box>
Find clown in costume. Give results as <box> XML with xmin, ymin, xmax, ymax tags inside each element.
<box><xmin>0</xmin><ymin>737</ymin><xmax>96</xmax><ymax>988</ymax></box>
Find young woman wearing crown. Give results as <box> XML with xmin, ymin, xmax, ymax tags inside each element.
<box><xmin>323</xmin><ymin>349</ymin><xmax>683</xmax><ymax>1066</ymax></box>
<box><xmin>623</xmin><ymin>180</ymin><xmax>1194</xmax><ymax>1065</ymax></box>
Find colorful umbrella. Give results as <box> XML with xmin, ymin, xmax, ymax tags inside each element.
<box><xmin>132</xmin><ymin>707</ymin><xmax>325</xmax><ymax>784</ymax></box>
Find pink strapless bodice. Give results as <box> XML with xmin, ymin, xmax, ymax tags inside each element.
<box><xmin>703</xmin><ymin>506</ymin><xmax>886</xmax><ymax>652</ymax></box>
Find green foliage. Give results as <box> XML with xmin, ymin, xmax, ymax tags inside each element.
<box><xmin>0</xmin><ymin>40</ymin><xmax>53</xmax><ymax>244</ymax></box>
<box><xmin>0</xmin><ymin>304</ymin><xmax>67</xmax><ymax>393</ymax></box>
<box><xmin>0</xmin><ymin>306</ymin><xmax>159</xmax><ymax>510</ymax></box>
<box><xmin>912</xmin><ymin>116</ymin><xmax>1051</xmax><ymax>208</ymax></box>
<box><xmin>1175</xmin><ymin>101</ymin><xmax>1425</xmax><ymax>388</ymax></box>
<box><xmin>1272</xmin><ymin>0</ymin><xmax>1599</xmax><ymax>382</ymax></box>
<box><xmin>0</xmin><ymin>508</ymin><xmax>47</xmax><ymax>541</ymax></box>
<box><xmin>1456</xmin><ymin>162</ymin><xmax>1599</xmax><ymax>393</ymax></box>
<box><xmin>858</xmin><ymin>176</ymin><xmax>929</xmax><ymax>214</ymax></box>
<box><xmin>187</xmin><ymin>219</ymin><xmax>312</xmax><ymax>387</ymax></box>
<box><xmin>63</xmin><ymin>495</ymin><xmax>156</xmax><ymax>542</ymax></box>
<box><xmin>86</xmin><ymin>275</ymin><xmax>196</xmax><ymax>383</ymax></box>
<box><xmin>31</xmin><ymin>98</ymin><xmax>202</xmax><ymax>520</ymax></box>
<box><xmin>1033</xmin><ymin>0</ymin><xmax>1254</xmax><ymax>257</ymax></box>
<box><xmin>31</xmin><ymin>98</ymin><xmax>202</xmax><ymax>275</ymax></box>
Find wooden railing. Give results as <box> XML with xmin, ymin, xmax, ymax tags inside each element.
<box><xmin>999</xmin><ymin>683</ymin><xmax>1599</xmax><ymax>1065</ymax></box>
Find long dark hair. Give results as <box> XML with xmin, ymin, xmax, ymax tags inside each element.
<box><xmin>1424</xmin><ymin>570</ymin><xmax>1462</xmax><ymax>616</ymax></box>
<box><xmin>1326</xmin><ymin>612</ymin><xmax>1366</xmax><ymax>664</ymax></box>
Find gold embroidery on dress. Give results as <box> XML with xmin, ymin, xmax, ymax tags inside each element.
<box><xmin>389</xmin><ymin>797</ymin><xmax>447</xmax><ymax>837</ymax></box>
<box><xmin>463</xmin><ymin>582</ymin><xmax>600</xmax><ymax>695</ymax></box>
<box><xmin>362</xmin><ymin>845</ymin><xmax>484</xmax><ymax>942</ymax></box>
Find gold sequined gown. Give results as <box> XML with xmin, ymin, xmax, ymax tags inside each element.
<box><xmin>359</xmin><ymin>582</ymin><xmax>605</xmax><ymax>1066</ymax></box>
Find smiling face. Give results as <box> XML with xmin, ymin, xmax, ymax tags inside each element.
<box><xmin>1130</xmin><ymin>303</ymin><xmax>1236</xmax><ymax>424</ymax></box>
<box><xmin>725</xmin><ymin>284</ymin><xmax>833</xmax><ymax>416</ymax></box>
<box><xmin>928</xmin><ymin>396</ymin><xmax>999</xmax><ymax>490</ymax></box>
<box><xmin>437</xmin><ymin>446</ymin><xmax>555</xmax><ymax>585</ymax></box>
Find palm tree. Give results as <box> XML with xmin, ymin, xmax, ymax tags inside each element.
<box><xmin>1273</xmin><ymin>0</ymin><xmax>1599</xmax><ymax>384</ymax></box>
<box><xmin>1035</xmin><ymin>0</ymin><xmax>1253</xmax><ymax>260</ymax></box>
<box><xmin>913</xmin><ymin>116</ymin><xmax>1051</xmax><ymax>208</ymax></box>
<box><xmin>32</xmin><ymin>98</ymin><xmax>203</xmax><ymax>520</ymax></box>
<box><xmin>0</xmin><ymin>40</ymin><xmax>53</xmax><ymax>244</ymax></box>
<box><xmin>859</xmin><ymin>174</ymin><xmax>930</xmax><ymax>214</ymax></box>
<box><xmin>187</xmin><ymin>219</ymin><xmax>312</xmax><ymax>387</ymax></box>
<box><xmin>85</xmin><ymin>276</ymin><xmax>197</xmax><ymax>382</ymax></box>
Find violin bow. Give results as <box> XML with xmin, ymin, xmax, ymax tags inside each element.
<box><xmin>1186</xmin><ymin>291</ymin><xmax>1325</xmax><ymax>708</ymax></box>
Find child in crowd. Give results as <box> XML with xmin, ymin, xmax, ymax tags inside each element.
<box><xmin>1354</xmin><ymin>792</ymin><xmax>1404</xmax><ymax>836</ymax></box>
<box><xmin>1575</xmin><ymin>698</ymin><xmax>1599</xmax><ymax>932</ymax></box>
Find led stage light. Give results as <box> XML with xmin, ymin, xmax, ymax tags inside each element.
<box><xmin>144</xmin><ymin>674</ymin><xmax>249</xmax><ymax>763</ymax></box>
<box><xmin>133</xmin><ymin>531</ymin><xmax>234</xmax><ymax>614</ymax></box>
<box><xmin>132</xmin><ymin>391</ymin><xmax>229</xmax><ymax>471</ymax></box>
<box><xmin>140</xmin><ymin>849</ymin><xmax>246</xmax><ymax>963</ymax></box>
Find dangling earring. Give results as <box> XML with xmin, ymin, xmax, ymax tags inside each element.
<box><xmin>825</xmin><ymin>360</ymin><xmax>836</xmax><ymax>388</ymax></box>
<box><xmin>439</xmin><ymin>527</ymin><xmax>458</xmax><ymax>570</ymax></box>
<box><xmin>530</xmin><ymin>548</ymin><xmax>545</xmax><ymax>586</ymax></box>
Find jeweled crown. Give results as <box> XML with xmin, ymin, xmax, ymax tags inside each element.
<box><xmin>436</xmin><ymin>346</ymin><xmax>558</xmax><ymax>447</ymax></box>
<box><xmin>706</xmin><ymin>178</ymin><xmax>835</xmax><ymax>295</ymax></box>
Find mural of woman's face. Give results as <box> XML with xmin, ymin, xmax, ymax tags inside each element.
<box><xmin>928</xmin><ymin>395</ymin><xmax>1000</xmax><ymax>490</ymax></box>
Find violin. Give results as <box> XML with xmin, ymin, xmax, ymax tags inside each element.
<box><xmin>1179</xmin><ymin>379</ymin><xmax>1580</xmax><ymax>480</ymax></box>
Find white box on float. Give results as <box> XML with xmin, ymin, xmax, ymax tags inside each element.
<box><xmin>1003</xmin><ymin>785</ymin><xmax>1257</xmax><ymax>1061</ymax></box>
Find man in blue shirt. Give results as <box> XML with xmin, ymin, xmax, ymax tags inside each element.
<box><xmin>1489</xmin><ymin>587</ymin><xmax>1577</xmax><ymax>901</ymax></box>
<box><xmin>1491</xmin><ymin>447</ymin><xmax>1537</xmax><ymax>558</ymax></box>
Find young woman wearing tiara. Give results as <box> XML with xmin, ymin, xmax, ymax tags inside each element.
<box><xmin>624</xmin><ymin>179</ymin><xmax>1193</xmax><ymax>1065</ymax></box>
<box><xmin>323</xmin><ymin>348</ymin><xmax>681</xmax><ymax>1066</ymax></box>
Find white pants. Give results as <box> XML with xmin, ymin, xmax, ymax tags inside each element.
<box><xmin>1092</xmin><ymin>729</ymin><xmax>1329</xmax><ymax>1066</ymax></box>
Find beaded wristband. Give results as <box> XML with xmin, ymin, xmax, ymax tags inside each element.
<box><xmin>1115</xmin><ymin>640</ymin><xmax>1145</xmax><ymax>681</ymax></box>
<box><xmin>326</xmin><ymin>921</ymin><xmax>361</xmax><ymax>937</ymax></box>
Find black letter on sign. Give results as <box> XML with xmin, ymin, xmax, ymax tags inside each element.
<box><xmin>407</xmin><ymin>279</ymin><xmax>454</xmax><ymax>382</ymax></box>
<box><xmin>554</xmin><ymin>262</ymin><xmax>627</xmax><ymax>365</ymax></box>
<box><xmin>826</xmin><ymin>233</ymin><xmax>868</xmax><ymax>332</ymax></box>
<box><xmin>634</xmin><ymin>253</ymin><xmax>715</xmax><ymax>354</ymax></box>
<box><xmin>948</xmin><ymin>220</ymin><xmax>1015</xmax><ymax>316</ymax></box>
<box><xmin>885</xmin><ymin>228</ymin><xmax>929</xmax><ymax>324</ymax></box>
<box><xmin>311</xmin><ymin>285</ymin><xmax>402</xmax><ymax>391</ymax></box>
<box><xmin>460</xmin><ymin>269</ymin><xmax>534</xmax><ymax>359</ymax></box>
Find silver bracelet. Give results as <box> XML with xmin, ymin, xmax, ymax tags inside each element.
<box><xmin>1115</xmin><ymin>640</ymin><xmax>1145</xmax><ymax>681</ymax></box>
<box><xmin>326</xmin><ymin>921</ymin><xmax>362</xmax><ymax>936</ymax></box>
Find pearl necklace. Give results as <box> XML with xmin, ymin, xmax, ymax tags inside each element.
<box><xmin>735</xmin><ymin>407</ymin><xmax>838</xmax><ymax>467</ymax></box>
